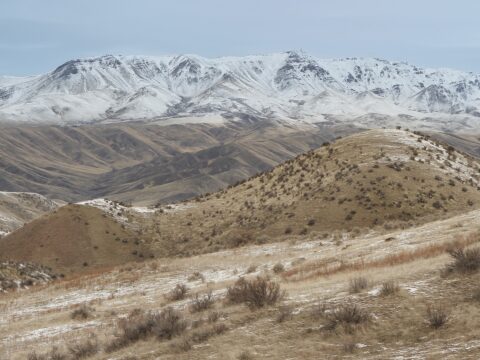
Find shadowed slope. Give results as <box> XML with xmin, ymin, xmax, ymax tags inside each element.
<box><xmin>0</xmin><ymin>205</ymin><xmax>151</xmax><ymax>274</ymax></box>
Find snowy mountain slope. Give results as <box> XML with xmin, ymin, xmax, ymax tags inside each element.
<box><xmin>0</xmin><ymin>192</ymin><xmax>62</xmax><ymax>237</ymax></box>
<box><xmin>1</xmin><ymin>51</ymin><xmax>480</xmax><ymax>124</ymax></box>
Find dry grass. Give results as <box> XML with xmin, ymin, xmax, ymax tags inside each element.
<box><xmin>380</xmin><ymin>280</ymin><xmax>400</xmax><ymax>296</ymax></box>
<box><xmin>348</xmin><ymin>276</ymin><xmax>369</xmax><ymax>293</ymax></box>
<box><xmin>166</xmin><ymin>283</ymin><xmax>189</xmax><ymax>301</ymax></box>
<box><xmin>284</xmin><ymin>233</ymin><xmax>480</xmax><ymax>281</ymax></box>
<box><xmin>426</xmin><ymin>305</ymin><xmax>449</xmax><ymax>329</ymax></box>
<box><xmin>324</xmin><ymin>303</ymin><xmax>371</xmax><ymax>332</ymax></box>
<box><xmin>106</xmin><ymin>307</ymin><xmax>187</xmax><ymax>352</ymax></box>
<box><xmin>189</xmin><ymin>292</ymin><xmax>215</xmax><ymax>313</ymax></box>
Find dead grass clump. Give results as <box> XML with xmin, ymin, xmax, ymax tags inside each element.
<box><xmin>445</xmin><ymin>247</ymin><xmax>480</xmax><ymax>274</ymax></box>
<box><xmin>207</xmin><ymin>311</ymin><xmax>221</xmax><ymax>323</ymax></box>
<box><xmin>472</xmin><ymin>287</ymin><xmax>480</xmax><ymax>302</ymax></box>
<box><xmin>70</xmin><ymin>304</ymin><xmax>94</xmax><ymax>320</ymax></box>
<box><xmin>348</xmin><ymin>276</ymin><xmax>369</xmax><ymax>294</ymax></box>
<box><xmin>426</xmin><ymin>305</ymin><xmax>448</xmax><ymax>329</ymax></box>
<box><xmin>342</xmin><ymin>342</ymin><xmax>357</xmax><ymax>353</ymax></box>
<box><xmin>28</xmin><ymin>347</ymin><xmax>67</xmax><ymax>360</ymax></box>
<box><xmin>188</xmin><ymin>271</ymin><xmax>205</xmax><ymax>282</ymax></box>
<box><xmin>166</xmin><ymin>284</ymin><xmax>189</xmax><ymax>301</ymax></box>
<box><xmin>226</xmin><ymin>277</ymin><xmax>284</xmax><ymax>309</ymax></box>
<box><xmin>106</xmin><ymin>307</ymin><xmax>187</xmax><ymax>352</ymax></box>
<box><xmin>68</xmin><ymin>336</ymin><xmax>99</xmax><ymax>359</ymax></box>
<box><xmin>272</xmin><ymin>262</ymin><xmax>285</xmax><ymax>274</ymax></box>
<box><xmin>190</xmin><ymin>323</ymin><xmax>228</xmax><ymax>343</ymax></box>
<box><xmin>152</xmin><ymin>307</ymin><xmax>188</xmax><ymax>340</ymax></box>
<box><xmin>237</xmin><ymin>350</ymin><xmax>254</xmax><ymax>360</ymax></box>
<box><xmin>380</xmin><ymin>280</ymin><xmax>400</xmax><ymax>296</ymax></box>
<box><xmin>276</xmin><ymin>305</ymin><xmax>293</xmax><ymax>323</ymax></box>
<box><xmin>170</xmin><ymin>337</ymin><xmax>192</xmax><ymax>353</ymax></box>
<box><xmin>189</xmin><ymin>292</ymin><xmax>215</xmax><ymax>313</ymax></box>
<box><xmin>325</xmin><ymin>303</ymin><xmax>371</xmax><ymax>332</ymax></box>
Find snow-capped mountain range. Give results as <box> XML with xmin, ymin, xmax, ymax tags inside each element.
<box><xmin>1</xmin><ymin>51</ymin><xmax>480</xmax><ymax>125</ymax></box>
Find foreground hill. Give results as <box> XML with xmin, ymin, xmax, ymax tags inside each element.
<box><xmin>2</xmin><ymin>201</ymin><xmax>480</xmax><ymax>359</ymax></box>
<box><xmin>0</xmin><ymin>204</ymin><xmax>151</xmax><ymax>274</ymax></box>
<box><xmin>0</xmin><ymin>191</ymin><xmax>62</xmax><ymax>237</ymax></box>
<box><xmin>1</xmin><ymin>52</ymin><xmax>480</xmax><ymax>125</ymax></box>
<box><xmin>145</xmin><ymin>128</ymin><xmax>480</xmax><ymax>256</ymax></box>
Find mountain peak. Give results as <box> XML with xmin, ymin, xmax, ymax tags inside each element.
<box><xmin>1</xmin><ymin>52</ymin><xmax>479</xmax><ymax>125</ymax></box>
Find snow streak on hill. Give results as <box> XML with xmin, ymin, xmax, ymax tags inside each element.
<box><xmin>1</xmin><ymin>51</ymin><xmax>480</xmax><ymax>125</ymax></box>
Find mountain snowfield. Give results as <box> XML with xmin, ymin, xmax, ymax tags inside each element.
<box><xmin>1</xmin><ymin>51</ymin><xmax>480</xmax><ymax>127</ymax></box>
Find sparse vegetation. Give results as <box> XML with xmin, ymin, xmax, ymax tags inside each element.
<box><xmin>68</xmin><ymin>336</ymin><xmax>99</xmax><ymax>359</ymax></box>
<box><xmin>272</xmin><ymin>262</ymin><xmax>285</xmax><ymax>274</ymax></box>
<box><xmin>226</xmin><ymin>277</ymin><xmax>284</xmax><ymax>309</ymax></box>
<box><xmin>325</xmin><ymin>303</ymin><xmax>371</xmax><ymax>331</ymax></box>
<box><xmin>445</xmin><ymin>247</ymin><xmax>480</xmax><ymax>274</ymax></box>
<box><xmin>276</xmin><ymin>305</ymin><xmax>293</xmax><ymax>323</ymax></box>
<box><xmin>380</xmin><ymin>280</ymin><xmax>400</xmax><ymax>296</ymax></box>
<box><xmin>189</xmin><ymin>291</ymin><xmax>215</xmax><ymax>313</ymax></box>
<box><xmin>106</xmin><ymin>307</ymin><xmax>187</xmax><ymax>352</ymax></box>
<box><xmin>188</xmin><ymin>271</ymin><xmax>205</xmax><ymax>282</ymax></box>
<box><xmin>348</xmin><ymin>276</ymin><xmax>369</xmax><ymax>293</ymax></box>
<box><xmin>70</xmin><ymin>304</ymin><xmax>94</xmax><ymax>320</ymax></box>
<box><xmin>426</xmin><ymin>305</ymin><xmax>448</xmax><ymax>329</ymax></box>
<box><xmin>166</xmin><ymin>283</ymin><xmax>189</xmax><ymax>301</ymax></box>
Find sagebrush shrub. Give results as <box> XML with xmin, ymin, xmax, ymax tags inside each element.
<box><xmin>426</xmin><ymin>305</ymin><xmax>448</xmax><ymax>329</ymax></box>
<box><xmin>226</xmin><ymin>277</ymin><xmax>284</xmax><ymax>309</ymax></box>
<box><xmin>348</xmin><ymin>276</ymin><xmax>369</xmax><ymax>294</ymax></box>
<box><xmin>446</xmin><ymin>247</ymin><xmax>480</xmax><ymax>273</ymax></box>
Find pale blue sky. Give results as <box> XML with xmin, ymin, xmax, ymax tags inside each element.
<box><xmin>1</xmin><ymin>0</ymin><xmax>480</xmax><ymax>75</ymax></box>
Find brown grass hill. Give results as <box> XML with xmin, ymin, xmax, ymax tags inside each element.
<box><xmin>143</xmin><ymin>128</ymin><xmax>480</xmax><ymax>257</ymax></box>
<box><xmin>0</xmin><ymin>204</ymin><xmax>152</xmax><ymax>275</ymax></box>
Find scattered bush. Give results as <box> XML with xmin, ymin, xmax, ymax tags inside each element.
<box><xmin>166</xmin><ymin>284</ymin><xmax>189</xmax><ymax>301</ymax></box>
<box><xmin>426</xmin><ymin>305</ymin><xmax>448</xmax><ymax>329</ymax></box>
<box><xmin>207</xmin><ymin>311</ymin><xmax>221</xmax><ymax>323</ymax></box>
<box><xmin>27</xmin><ymin>352</ymin><xmax>46</xmax><ymax>360</ymax></box>
<box><xmin>188</xmin><ymin>271</ymin><xmax>205</xmax><ymax>282</ymax></box>
<box><xmin>272</xmin><ymin>263</ymin><xmax>285</xmax><ymax>274</ymax></box>
<box><xmin>226</xmin><ymin>277</ymin><xmax>284</xmax><ymax>309</ymax></box>
<box><xmin>152</xmin><ymin>307</ymin><xmax>188</xmax><ymax>340</ymax></box>
<box><xmin>189</xmin><ymin>292</ymin><xmax>215</xmax><ymax>313</ymax></box>
<box><xmin>70</xmin><ymin>304</ymin><xmax>94</xmax><ymax>320</ymax></box>
<box><xmin>325</xmin><ymin>303</ymin><xmax>370</xmax><ymax>331</ymax></box>
<box><xmin>348</xmin><ymin>276</ymin><xmax>369</xmax><ymax>294</ymax></box>
<box><xmin>237</xmin><ymin>350</ymin><xmax>254</xmax><ymax>360</ymax></box>
<box><xmin>380</xmin><ymin>280</ymin><xmax>399</xmax><ymax>296</ymax></box>
<box><xmin>28</xmin><ymin>347</ymin><xmax>67</xmax><ymax>360</ymax></box>
<box><xmin>68</xmin><ymin>336</ymin><xmax>99</xmax><ymax>359</ymax></box>
<box><xmin>276</xmin><ymin>305</ymin><xmax>293</xmax><ymax>323</ymax></box>
<box><xmin>472</xmin><ymin>287</ymin><xmax>480</xmax><ymax>302</ymax></box>
<box><xmin>170</xmin><ymin>337</ymin><xmax>192</xmax><ymax>353</ymax></box>
<box><xmin>446</xmin><ymin>247</ymin><xmax>480</xmax><ymax>273</ymax></box>
<box><xmin>106</xmin><ymin>307</ymin><xmax>187</xmax><ymax>352</ymax></box>
<box><xmin>190</xmin><ymin>323</ymin><xmax>228</xmax><ymax>343</ymax></box>
<box><xmin>342</xmin><ymin>342</ymin><xmax>357</xmax><ymax>353</ymax></box>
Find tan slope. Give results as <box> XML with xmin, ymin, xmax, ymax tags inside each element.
<box><xmin>0</xmin><ymin>204</ymin><xmax>151</xmax><ymax>274</ymax></box>
<box><xmin>143</xmin><ymin>128</ymin><xmax>480</xmax><ymax>257</ymax></box>
<box><xmin>0</xmin><ymin>191</ymin><xmax>62</xmax><ymax>237</ymax></box>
